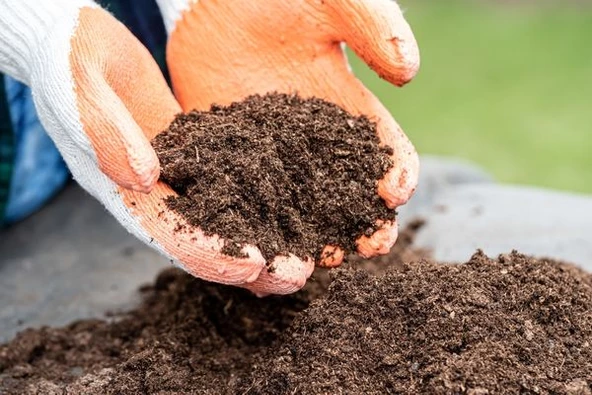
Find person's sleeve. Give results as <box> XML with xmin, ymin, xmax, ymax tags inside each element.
<box><xmin>0</xmin><ymin>74</ymin><xmax>15</xmax><ymax>224</ymax></box>
<box><xmin>1</xmin><ymin>75</ymin><xmax>69</xmax><ymax>226</ymax></box>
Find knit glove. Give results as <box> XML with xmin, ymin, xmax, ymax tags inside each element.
<box><xmin>0</xmin><ymin>0</ymin><xmax>301</xmax><ymax>295</ymax></box>
<box><xmin>154</xmin><ymin>0</ymin><xmax>421</xmax><ymax>288</ymax></box>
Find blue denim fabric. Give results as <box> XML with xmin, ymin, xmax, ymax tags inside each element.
<box><xmin>2</xmin><ymin>76</ymin><xmax>69</xmax><ymax>224</ymax></box>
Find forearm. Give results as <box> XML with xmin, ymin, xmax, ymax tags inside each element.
<box><xmin>0</xmin><ymin>0</ymin><xmax>96</xmax><ymax>84</ymax></box>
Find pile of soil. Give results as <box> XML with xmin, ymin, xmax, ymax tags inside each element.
<box><xmin>152</xmin><ymin>93</ymin><xmax>396</xmax><ymax>261</ymax></box>
<box><xmin>1</xmin><ymin>224</ymin><xmax>591</xmax><ymax>394</ymax></box>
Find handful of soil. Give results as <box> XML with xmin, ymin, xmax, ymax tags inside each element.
<box><xmin>152</xmin><ymin>93</ymin><xmax>396</xmax><ymax>262</ymax></box>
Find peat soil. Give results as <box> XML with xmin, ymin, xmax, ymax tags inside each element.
<box><xmin>152</xmin><ymin>93</ymin><xmax>396</xmax><ymax>262</ymax></box>
<box><xmin>1</xmin><ymin>222</ymin><xmax>591</xmax><ymax>394</ymax></box>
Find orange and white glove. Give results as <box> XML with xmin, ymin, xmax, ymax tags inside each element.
<box><xmin>155</xmin><ymin>0</ymin><xmax>421</xmax><ymax>288</ymax></box>
<box><xmin>0</xmin><ymin>0</ymin><xmax>305</xmax><ymax>295</ymax></box>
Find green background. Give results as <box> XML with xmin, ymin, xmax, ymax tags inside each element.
<box><xmin>350</xmin><ymin>0</ymin><xmax>592</xmax><ymax>193</ymax></box>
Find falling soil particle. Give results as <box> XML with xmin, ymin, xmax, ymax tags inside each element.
<box><xmin>1</xmin><ymin>224</ymin><xmax>592</xmax><ymax>394</ymax></box>
<box><xmin>152</xmin><ymin>93</ymin><xmax>396</xmax><ymax>262</ymax></box>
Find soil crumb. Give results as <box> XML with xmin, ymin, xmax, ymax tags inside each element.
<box><xmin>152</xmin><ymin>93</ymin><xmax>396</xmax><ymax>262</ymax></box>
<box><xmin>1</xmin><ymin>227</ymin><xmax>592</xmax><ymax>394</ymax></box>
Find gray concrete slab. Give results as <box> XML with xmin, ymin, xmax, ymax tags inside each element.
<box><xmin>397</xmin><ymin>155</ymin><xmax>494</xmax><ymax>225</ymax></box>
<box><xmin>0</xmin><ymin>184</ymin><xmax>168</xmax><ymax>343</ymax></box>
<box><xmin>409</xmin><ymin>184</ymin><xmax>592</xmax><ymax>269</ymax></box>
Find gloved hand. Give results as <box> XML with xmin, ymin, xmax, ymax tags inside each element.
<box><xmin>154</xmin><ymin>0</ymin><xmax>420</xmax><ymax>288</ymax></box>
<box><xmin>0</xmin><ymin>0</ymin><xmax>300</xmax><ymax>295</ymax></box>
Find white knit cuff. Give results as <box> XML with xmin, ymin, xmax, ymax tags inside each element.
<box><xmin>154</xmin><ymin>0</ymin><xmax>192</xmax><ymax>35</ymax></box>
<box><xmin>0</xmin><ymin>0</ymin><xmax>97</xmax><ymax>84</ymax></box>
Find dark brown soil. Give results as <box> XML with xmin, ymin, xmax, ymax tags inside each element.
<box><xmin>152</xmin><ymin>93</ymin><xmax>396</xmax><ymax>262</ymax></box>
<box><xmin>2</xmin><ymin>223</ymin><xmax>592</xmax><ymax>394</ymax></box>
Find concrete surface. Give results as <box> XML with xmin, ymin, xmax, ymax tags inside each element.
<box><xmin>409</xmin><ymin>184</ymin><xmax>592</xmax><ymax>267</ymax></box>
<box><xmin>0</xmin><ymin>186</ymin><xmax>169</xmax><ymax>343</ymax></box>
<box><xmin>396</xmin><ymin>156</ymin><xmax>494</xmax><ymax>225</ymax></box>
<box><xmin>397</xmin><ymin>157</ymin><xmax>592</xmax><ymax>269</ymax></box>
<box><xmin>1</xmin><ymin>155</ymin><xmax>591</xmax><ymax>343</ymax></box>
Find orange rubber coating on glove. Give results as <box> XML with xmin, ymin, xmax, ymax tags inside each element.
<box><xmin>319</xmin><ymin>220</ymin><xmax>398</xmax><ymax>267</ymax></box>
<box><xmin>319</xmin><ymin>245</ymin><xmax>346</xmax><ymax>268</ymax></box>
<box><xmin>121</xmin><ymin>183</ymin><xmax>268</xmax><ymax>286</ymax></box>
<box><xmin>70</xmin><ymin>8</ymin><xmax>272</xmax><ymax>288</ymax></box>
<box><xmin>356</xmin><ymin>220</ymin><xmax>399</xmax><ymax>258</ymax></box>
<box><xmin>167</xmin><ymin>0</ymin><xmax>420</xmax><ymax>264</ymax></box>
<box><xmin>70</xmin><ymin>8</ymin><xmax>179</xmax><ymax>193</ymax></box>
<box><xmin>242</xmin><ymin>255</ymin><xmax>316</xmax><ymax>297</ymax></box>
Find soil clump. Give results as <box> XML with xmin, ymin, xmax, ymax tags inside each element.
<box><xmin>1</xmin><ymin>224</ymin><xmax>591</xmax><ymax>394</ymax></box>
<box><xmin>152</xmin><ymin>93</ymin><xmax>396</xmax><ymax>262</ymax></box>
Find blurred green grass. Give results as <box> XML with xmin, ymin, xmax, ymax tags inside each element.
<box><xmin>349</xmin><ymin>0</ymin><xmax>592</xmax><ymax>193</ymax></box>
